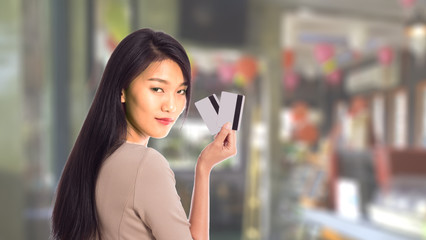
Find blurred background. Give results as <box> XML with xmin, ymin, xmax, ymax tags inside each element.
<box><xmin>2</xmin><ymin>0</ymin><xmax>426</xmax><ymax>239</ymax></box>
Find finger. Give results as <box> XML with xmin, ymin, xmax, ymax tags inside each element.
<box><xmin>213</xmin><ymin>129</ymin><xmax>222</xmax><ymax>140</ymax></box>
<box><xmin>228</xmin><ymin>130</ymin><xmax>236</xmax><ymax>146</ymax></box>
<box><xmin>225</xmin><ymin>130</ymin><xmax>236</xmax><ymax>150</ymax></box>
<box><xmin>214</xmin><ymin>122</ymin><xmax>231</xmax><ymax>144</ymax></box>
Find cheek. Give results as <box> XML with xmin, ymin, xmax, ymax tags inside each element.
<box><xmin>179</xmin><ymin>98</ymin><xmax>187</xmax><ymax>112</ymax></box>
<box><xmin>128</xmin><ymin>92</ymin><xmax>152</xmax><ymax>116</ymax></box>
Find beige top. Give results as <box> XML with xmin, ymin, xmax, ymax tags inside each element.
<box><xmin>95</xmin><ymin>142</ymin><xmax>193</xmax><ymax>240</ymax></box>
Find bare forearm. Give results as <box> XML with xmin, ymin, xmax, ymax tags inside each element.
<box><xmin>188</xmin><ymin>123</ymin><xmax>236</xmax><ymax>240</ymax></box>
<box><xmin>189</xmin><ymin>162</ymin><xmax>211</xmax><ymax>240</ymax></box>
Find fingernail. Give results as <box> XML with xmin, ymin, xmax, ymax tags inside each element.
<box><xmin>225</xmin><ymin>122</ymin><xmax>231</xmax><ymax>129</ymax></box>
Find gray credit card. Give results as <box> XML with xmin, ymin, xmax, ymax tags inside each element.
<box><xmin>195</xmin><ymin>91</ymin><xmax>245</xmax><ymax>135</ymax></box>
<box><xmin>216</xmin><ymin>91</ymin><xmax>245</xmax><ymax>131</ymax></box>
<box><xmin>195</xmin><ymin>94</ymin><xmax>220</xmax><ymax>134</ymax></box>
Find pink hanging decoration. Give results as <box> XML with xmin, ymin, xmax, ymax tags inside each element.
<box><xmin>400</xmin><ymin>0</ymin><xmax>416</xmax><ymax>8</ymax></box>
<box><xmin>217</xmin><ymin>63</ymin><xmax>236</xmax><ymax>84</ymax></box>
<box><xmin>326</xmin><ymin>70</ymin><xmax>341</xmax><ymax>86</ymax></box>
<box><xmin>314</xmin><ymin>44</ymin><xmax>335</xmax><ymax>63</ymax></box>
<box><xmin>284</xmin><ymin>71</ymin><xmax>299</xmax><ymax>91</ymax></box>
<box><xmin>378</xmin><ymin>46</ymin><xmax>394</xmax><ymax>66</ymax></box>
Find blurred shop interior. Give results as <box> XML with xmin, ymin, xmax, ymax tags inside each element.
<box><xmin>3</xmin><ymin>0</ymin><xmax>426</xmax><ymax>239</ymax></box>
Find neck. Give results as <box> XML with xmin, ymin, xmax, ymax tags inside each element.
<box><xmin>126</xmin><ymin>123</ymin><xmax>150</xmax><ymax>146</ymax></box>
<box><xmin>126</xmin><ymin>131</ymin><xmax>150</xmax><ymax>146</ymax></box>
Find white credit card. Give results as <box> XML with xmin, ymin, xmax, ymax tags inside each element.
<box><xmin>216</xmin><ymin>91</ymin><xmax>245</xmax><ymax>131</ymax></box>
<box><xmin>195</xmin><ymin>94</ymin><xmax>220</xmax><ymax>134</ymax></box>
<box><xmin>195</xmin><ymin>91</ymin><xmax>245</xmax><ymax>135</ymax></box>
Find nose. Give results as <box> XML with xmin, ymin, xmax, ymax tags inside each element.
<box><xmin>162</xmin><ymin>94</ymin><xmax>177</xmax><ymax>113</ymax></box>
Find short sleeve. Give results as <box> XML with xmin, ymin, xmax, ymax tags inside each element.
<box><xmin>134</xmin><ymin>148</ymin><xmax>193</xmax><ymax>240</ymax></box>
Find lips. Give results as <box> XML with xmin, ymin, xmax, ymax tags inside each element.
<box><xmin>155</xmin><ymin>118</ymin><xmax>174</xmax><ymax>125</ymax></box>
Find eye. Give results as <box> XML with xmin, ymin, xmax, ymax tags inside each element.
<box><xmin>151</xmin><ymin>88</ymin><xmax>164</xmax><ymax>93</ymax></box>
<box><xmin>177</xmin><ymin>89</ymin><xmax>187</xmax><ymax>95</ymax></box>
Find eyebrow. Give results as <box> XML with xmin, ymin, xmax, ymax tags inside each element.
<box><xmin>148</xmin><ymin>78</ymin><xmax>188</xmax><ymax>86</ymax></box>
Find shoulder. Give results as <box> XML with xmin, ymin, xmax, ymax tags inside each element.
<box><xmin>144</xmin><ymin>146</ymin><xmax>167</xmax><ymax>163</ymax></box>
<box><xmin>107</xmin><ymin>142</ymin><xmax>170</xmax><ymax>170</ymax></box>
<box><xmin>139</xmin><ymin>146</ymin><xmax>172</xmax><ymax>177</ymax></box>
<box><xmin>111</xmin><ymin>143</ymin><xmax>166</xmax><ymax>162</ymax></box>
<box><xmin>103</xmin><ymin>143</ymin><xmax>169</xmax><ymax>175</ymax></box>
<box><xmin>115</xmin><ymin>143</ymin><xmax>172</xmax><ymax>177</ymax></box>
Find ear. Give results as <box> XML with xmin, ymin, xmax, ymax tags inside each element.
<box><xmin>121</xmin><ymin>89</ymin><xmax>126</xmax><ymax>103</ymax></box>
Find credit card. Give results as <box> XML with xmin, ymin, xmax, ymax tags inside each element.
<box><xmin>195</xmin><ymin>94</ymin><xmax>220</xmax><ymax>134</ymax></box>
<box><xmin>216</xmin><ymin>91</ymin><xmax>245</xmax><ymax>131</ymax></box>
<box><xmin>195</xmin><ymin>91</ymin><xmax>245</xmax><ymax>135</ymax></box>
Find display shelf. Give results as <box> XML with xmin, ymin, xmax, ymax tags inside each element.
<box><xmin>302</xmin><ymin>208</ymin><xmax>423</xmax><ymax>240</ymax></box>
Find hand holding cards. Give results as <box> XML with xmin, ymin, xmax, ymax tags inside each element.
<box><xmin>195</xmin><ymin>91</ymin><xmax>245</xmax><ymax>135</ymax></box>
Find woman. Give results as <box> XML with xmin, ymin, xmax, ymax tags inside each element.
<box><xmin>51</xmin><ymin>28</ymin><xmax>237</xmax><ymax>240</ymax></box>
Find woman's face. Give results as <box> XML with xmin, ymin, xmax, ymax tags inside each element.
<box><xmin>122</xmin><ymin>59</ymin><xmax>188</xmax><ymax>145</ymax></box>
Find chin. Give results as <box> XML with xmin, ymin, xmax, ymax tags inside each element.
<box><xmin>151</xmin><ymin>131</ymin><xmax>171</xmax><ymax>139</ymax></box>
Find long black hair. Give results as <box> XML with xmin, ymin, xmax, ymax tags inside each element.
<box><xmin>51</xmin><ymin>28</ymin><xmax>192</xmax><ymax>240</ymax></box>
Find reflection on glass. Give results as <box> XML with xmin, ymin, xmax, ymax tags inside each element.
<box><xmin>422</xmin><ymin>89</ymin><xmax>426</xmax><ymax>147</ymax></box>
<box><xmin>149</xmin><ymin>119</ymin><xmax>239</xmax><ymax>170</ymax></box>
<box><xmin>372</xmin><ymin>95</ymin><xmax>385</xmax><ymax>143</ymax></box>
<box><xmin>394</xmin><ymin>90</ymin><xmax>407</xmax><ymax>148</ymax></box>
